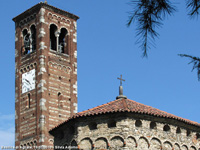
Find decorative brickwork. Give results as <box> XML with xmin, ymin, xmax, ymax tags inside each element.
<box><xmin>13</xmin><ymin>2</ymin><xmax>79</xmax><ymax>147</ymax></box>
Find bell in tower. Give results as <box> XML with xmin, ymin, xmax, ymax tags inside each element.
<box><xmin>13</xmin><ymin>2</ymin><xmax>79</xmax><ymax>148</ymax></box>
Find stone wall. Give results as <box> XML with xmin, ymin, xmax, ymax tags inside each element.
<box><xmin>53</xmin><ymin>112</ymin><xmax>200</xmax><ymax>150</ymax></box>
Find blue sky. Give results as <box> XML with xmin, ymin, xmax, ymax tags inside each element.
<box><xmin>0</xmin><ymin>0</ymin><xmax>200</xmax><ymax>147</ymax></box>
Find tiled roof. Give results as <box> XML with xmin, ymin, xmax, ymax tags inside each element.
<box><xmin>50</xmin><ymin>98</ymin><xmax>200</xmax><ymax>132</ymax></box>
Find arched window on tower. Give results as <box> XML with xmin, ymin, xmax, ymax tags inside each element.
<box><xmin>22</xmin><ymin>29</ymin><xmax>31</xmax><ymax>55</ymax></box>
<box><xmin>58</xmin><ymin>92</ymin><xmax>63</xmax><ymax>108</ymax></box>
<box><xmin>50</xmin><ymin>24</ymin><xmax>58</xmax><ymax>51</ymax></box>
<box><xmin>59</xmin><ymin>28</ymin><xmax>68</xmax><ymax>54</ymax></box>
<box><xmin>26</xmin><ymin>93</ymin><xmax>31</xmax><ymax>109</ymax></box>
<box><xmin>30</xmin><ymin>25</ymin><xmax>36</xmax><ymax>52</ymax></box>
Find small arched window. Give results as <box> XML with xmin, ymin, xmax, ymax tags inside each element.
<box><xmin>176</xmin><ymin>127</ymin><xmax>181</xmax><ymax>134</ymax></box>
<box><xmin>163</xmin><ymin>125</ymin><xmax>170</xmax><ymax>132</ymax></box>
<box><xmin>187</xmin><ymin>130</ymin><xmax>191</xmax><ymax>136</ymax></box>
<box><xmin>58</xmin><ymin>92</ymin><xmax>61</xmax><ymax>97</ymax></box>
<box><xmin>135</xmin><ymin>120</ymin><xmax>142</xmax><ymax>127</ymax></box>
<box><xmin>150</xmin><ymin>122</ymin><xmax>157</xmax><ymax>129</ymax></box>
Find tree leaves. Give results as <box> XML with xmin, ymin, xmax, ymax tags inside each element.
<box><xmin>127</xmin><ymin>0</ymin><xmax>200</xmax><ymax>57</ymax></box>
<box><xmin>179</xmin><ymin>54</ymin><xmax>200</xmax><ymax>81</ymax></box>
<box><xmin>127</xmin><ymin>0</ymin><xmax>200</xmax><ymax>81</ymax></box>
<box><xmin>127</xmin><ymin>0</ymin><xmax>175</xmax><ymax>57</ymax></box>
<box><xmin>186</xmin><ymin>0</ymin><xmax>200</xmax><ymax>17</ymax></box>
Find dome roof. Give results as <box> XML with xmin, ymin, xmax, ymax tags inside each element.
<box><xmin>50</xmin><ymin>98</ymin><xmax>200</xmax><ymax>132</ymax></box>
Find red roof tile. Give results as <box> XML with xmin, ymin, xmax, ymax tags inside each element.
<box><xmin>50</xmin><ymin>98</ymin><xmax>200</xmax><ymax>132</ymax></box>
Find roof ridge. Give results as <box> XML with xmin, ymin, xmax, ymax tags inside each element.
<box><xmin>77</xmin><ymin>99</ymin><xmax>120</xmax><ymax>114</ymax></box>
<box><xmin>126</xmin><ymin>99</ymin><xmax>175</xmax><ymax>115</ymax></box>
<box><xmin>126</xmin><ymin>99</ymin><xmax>200</xmax><ymax>125</ymax></box>
<box><xmin>122</xmin><ymin>99</ymin><xmax>128</xmax><ymax>110</ymax></box>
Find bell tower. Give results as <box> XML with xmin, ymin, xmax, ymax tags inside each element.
<box><xmin>13</xmin><ymin>2</ymin><xmax>79</xmax><ymax>148</ymax></box>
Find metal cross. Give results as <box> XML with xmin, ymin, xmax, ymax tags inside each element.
<box><xmin>117</xmin><ymin>75</ymin><xmax>125</xmax><ymax>86</ymax></box>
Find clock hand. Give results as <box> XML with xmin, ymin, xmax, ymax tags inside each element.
<box><xmin>25</xmin><ymin>79</ymin><xmax>31</xmax><ymax>85</ymax></box>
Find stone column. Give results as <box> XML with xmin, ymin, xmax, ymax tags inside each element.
<box><xmin>55</xmin><ymin>31</ymin><xmax>60</xmax><ymax>52</ymax></box>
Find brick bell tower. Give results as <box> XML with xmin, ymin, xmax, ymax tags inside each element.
<box><xmin>13</xmin><ymin>2</ymin><xmax>79</xmax><ymax>147</ymax></box>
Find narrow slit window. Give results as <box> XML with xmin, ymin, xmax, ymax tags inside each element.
<box><xmin>58</xmin><ymin>92</ymin><xmax>63</xmax><ymax>108</ymax></box>
<box><xmin>27</xmin><ymin>93</ymin><xmax>31</xmax><ymax>108</ymax></box>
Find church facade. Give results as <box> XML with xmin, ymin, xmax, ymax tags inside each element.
<box><xmin>13</xmin><ymin>2</ymin><xmax>200</xmax><ymax>150</ymax></box>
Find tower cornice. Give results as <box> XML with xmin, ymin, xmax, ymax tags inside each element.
<box><xmin>12</xmin><ymin>2</ymin><xmax>79</xmax><ymax>23</ymax></box>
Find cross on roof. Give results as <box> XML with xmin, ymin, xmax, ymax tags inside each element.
<box><xmin>117</xmin><ymin>75</ymin><xmax>125</xmax><ymax>86</ymax></box>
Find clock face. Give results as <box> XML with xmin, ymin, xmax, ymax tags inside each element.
<box><xmin>22</xmin><ymin>69</ymin><xmax>36</xmax><ymax>94</ymax></box>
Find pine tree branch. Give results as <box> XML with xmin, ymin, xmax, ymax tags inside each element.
<box><xmin>127</xmin><ymin>0</ymin><xmax>176</xmax><ymax>57</ymax></box>
<box><xmin>187</xmin><ymin>0</ymin><xmax>200</xmax><ymax>17</ymax></box>
<box><xmin>179</xmin><ymin>54</ymin><xmax>200</xmax><ymax>81</ymax></box>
